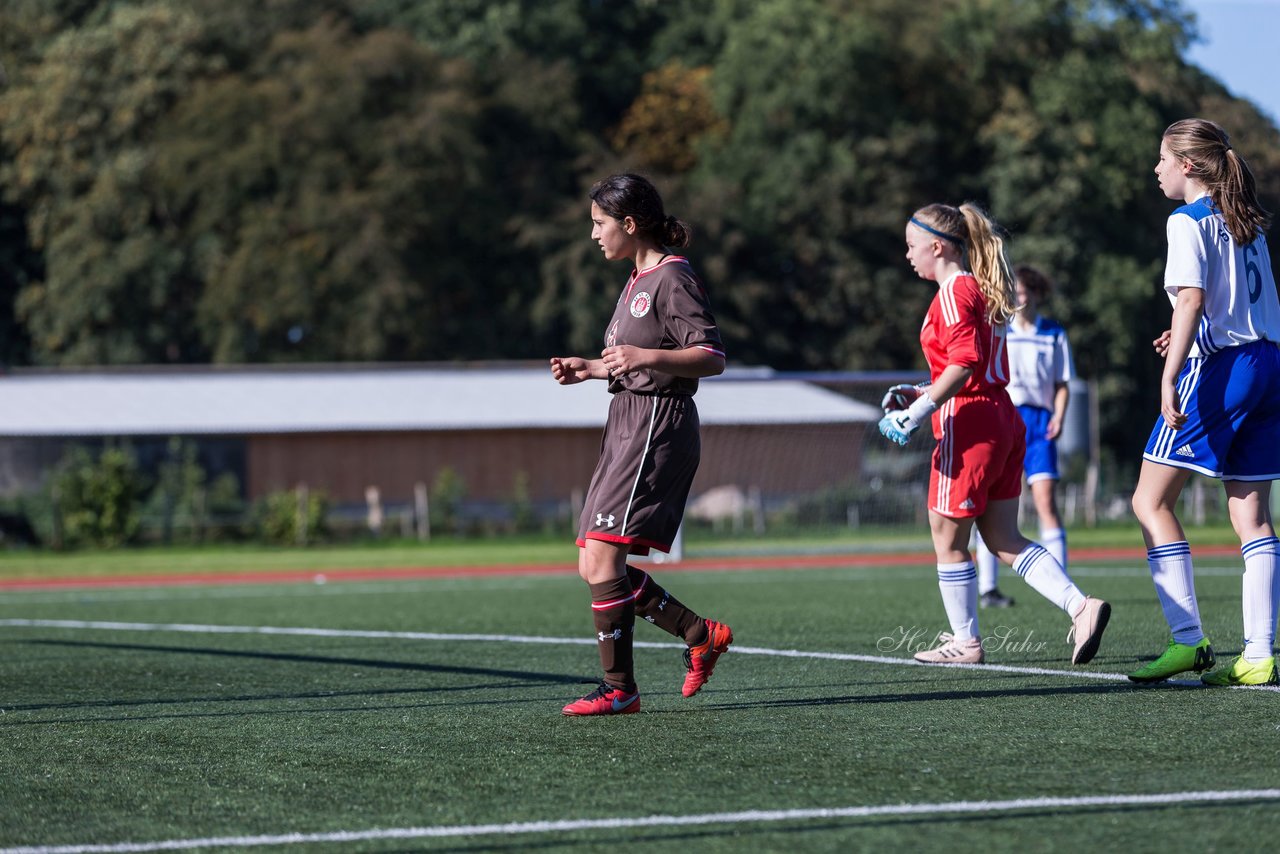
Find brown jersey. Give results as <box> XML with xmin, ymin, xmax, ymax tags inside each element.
<box><xmin>604</xmin><ymin>256</ymin><xmax>724</xmax><ymax>395</ymax></box>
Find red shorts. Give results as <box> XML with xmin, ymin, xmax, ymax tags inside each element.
<box><xmin>928</xmin><ymin>392</ymin><xmax>1024</xmax><ymax>518</ymax></box>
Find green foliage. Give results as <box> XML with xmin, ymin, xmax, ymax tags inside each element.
<box><xmin>254</xmin><ymin>487</ymin><xmax>329</xmax><ymax>546</ymax></box>
<box><xmin>0</xmin><ymin>1</ymin><xmax>584</xmax><ymax>365</ymax></box>
<box><xmin>356</xmin><ymin>0</ymin><xmax>672</xmax><ymax>130</ymax></box>
<box><xmin>153</xmin><ymin>18</ymin><xmax>494</xmax><ymax>362</ymax></box>
<box><xmin>1</xmin><ymin>3</ymin><xmax>225</xmax><ymax>363</ymax></box>
<box><xmin>49</xmin><ymin>445</ymin><xmax>144</xmax><ymax>549</ymax></box>
<box><xmin>685</xmin><ymin>0</ymin><xmax>935</xmax><ymax>371</ymax></box>
<box><xmin>611</xmin><ymin>63</ymin><xmax>726</xmax><ymax>174</ymax></box>
<box><xmin>0</xmin><ymin>200</ymin><xmax>36</xmax><ymax>365</ymax></box>
<box><xmin>428</xmin><ymin>467</ymin><xmax>466</xmax><ymax>535</ymax></box>
<box><xmin>508</xmin><ymin>470</ymin><xmax>538</xmax><ymax>534</ymax></box>
<box><xmin>676</xmin><ymin>0</ymin><xmax>1280</xmax><ymax>459</ymax></box>
<box><xmin>0</xmin><ymin>492</ymin><xmax>46</xmax><ymax>548</ymax></box>
<box><xmin>140</xmin><ymin>437</ymin><xmax>245</xmax><ymax>544</ymax></box>
<box><xmin>2</xmin><ymin>0</ymin><xmax>1279</xmax><ymax>476</ymax></box>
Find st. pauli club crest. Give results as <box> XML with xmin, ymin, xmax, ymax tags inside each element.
<box><xmin>629</xmin><ymin>291</ymin><xmax>652</xmax><ymax>318</ymax></box>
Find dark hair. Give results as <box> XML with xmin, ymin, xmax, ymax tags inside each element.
<box><xmin>1163</xmin><ymin>118</ymin><xmax>1272</xmax><ymax>245</ymax></box>
<box><xmin>1013</xmin><ymin>264</ymin><xmax>1053</xmax><ymax>301</ymax></box>
<box><xmin>589</xmin><ymin>173</ymin><xmax>692</xmax><ymax>248</ymax></box>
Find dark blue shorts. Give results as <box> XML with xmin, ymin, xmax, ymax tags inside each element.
<box><xmin>1143</xmin><ymin>339</ymin><xmax>1280</xmax><ymax>480</ymax></box>
<box><xmin>1017</xmin><ymin>405</ymin><xmax>1059</xmax><ymax>483</ymax></box>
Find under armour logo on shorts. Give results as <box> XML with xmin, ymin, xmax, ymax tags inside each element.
<box><xmin>595</xmin><ymin>513</ymin><xmax>615</xmax><ymax>528</ymax></box>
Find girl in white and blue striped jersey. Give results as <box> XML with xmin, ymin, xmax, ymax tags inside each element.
<box><xmin>975</xmin><ymin>265</ymin><xmax>1076</xmax><ymax>608</ymax></box>
<box><xmin>1129</xmin><ymin>118</ymin><xmax>1280</xmax><ymax>686</ymax></box>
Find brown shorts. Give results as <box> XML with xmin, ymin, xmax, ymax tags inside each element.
<box><xmin>577</xmin><ymin>392</ymin><xmax>700</xmax><ymax>555</ymax></box>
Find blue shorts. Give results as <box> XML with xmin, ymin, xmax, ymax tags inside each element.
<box><xmin>1017</xmin><ymin>405</ymin><xmax>1059</xmax><ymax>483</ymax></box>
<box><xmin>1143</xmin><ymin>339</ymin><xmax>1280</xmax><ymax>480</ymax></box>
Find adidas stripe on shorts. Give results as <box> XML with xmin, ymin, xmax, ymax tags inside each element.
<box><xmin>1143</xmin><ymin>339</ymin><xmax>1280</xmax><ymax>480</ymax></box>
<box><xmin>928</xmin><ymin>391</ymin><xmax>1025</xmax><ymax>518</ymax></box>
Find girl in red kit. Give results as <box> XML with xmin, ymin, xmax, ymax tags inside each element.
<box><xmin>880</xmin><ymin>202</ymin><xmax>1110</xmax><ymax>665</ymax></box>
<box><xmin>550</xmin><ymin>173</ymin><xmax>733</xmax><ymax>716</ymax></box>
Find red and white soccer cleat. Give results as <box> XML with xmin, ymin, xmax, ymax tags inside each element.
<box><xmin>562</xmin><ymin>683</ymin><xmax>641</xmax><ymax>716</ymax></box>
<box><xmin>682</xmin><ymin>619</ymin><xmax>734</xmax><ymax>697</ymax></box>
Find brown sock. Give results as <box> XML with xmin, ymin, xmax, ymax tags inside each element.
<box><xmin>588</xmin><ymin>577</ymin><xmax>637</xmax><ymax>692</ymax></box>
<box><xmin>625</xmin><ymin>565</ymin><xmax>707</xmax><ymax>647</ymax></box>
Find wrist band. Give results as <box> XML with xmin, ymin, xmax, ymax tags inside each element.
<box><xmin>906</xmin><ymin>393</ymin><xmax>938</xmax><ymax>422</ymax></box>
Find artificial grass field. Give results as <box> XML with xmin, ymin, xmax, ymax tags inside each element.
<box><xmin>2</xmin><ymin>538</ymin><xmax>1279</xmax><ymax>851</ymax></box>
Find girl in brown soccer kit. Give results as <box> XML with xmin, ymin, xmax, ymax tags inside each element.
<box><xmin>550</xmin><ymin>173</ymin><xmax>733</xmax><ymax>716</ymax></box>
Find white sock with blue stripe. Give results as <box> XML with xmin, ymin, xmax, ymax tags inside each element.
<box><xmin>1147</xmin><ymin>541</ymin><xmax>1204</xmax><ymax>645</ymax></box>
<box><xmin>1241</xmin><ymin>536</ymin><xmax>1279</xmax><ymax>663</ymax></box>
<box><xmin>1039</xmin><ymin>527</ymin><xmax>1067</xmax><ymax>572</ymax></box>
<box><xmin>937</xmin><ymin>561</ymin><xmax>978</xmax><ymax>642</ymax></box>
<box><xmin>1013</xmin><ymin>543</ymin><xmax>1085</xmax><ymax>616</ymax></box>
<box><xmin>975</xmin><ymin>534</ymin><xmax>999</xmax><ymax>594</ymax></box>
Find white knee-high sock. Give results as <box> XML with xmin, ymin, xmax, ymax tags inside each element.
<box><xmin>1241</xmin><ymin>536</ymin><xmax>1279</xmax><ymax>662</ymax></box>
<box><xmin>1013</xmin><ymin>543</ymin><xmax>1085</xmax><ymax>616</ymax></box>
<box><xmin>937</xmin><ymin>561</ymin><xmax>978</xmax><ymax>642</ymax></box>
<box><xmin>1147</xmin><ymin>541</ymin><xmax>1203</xmax><ymax>645</ymax></box>
<box><xmin>975</xmin><ymin>533</ymin><xmax>999</xmax><ymax>594</ymax></box>
<box><xmin>1039</xmin><ymin>526</ymin><xmax>1067</xmax><ymax>572</ymax></box>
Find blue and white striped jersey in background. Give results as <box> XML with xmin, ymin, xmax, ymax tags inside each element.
<box><xmin>1165</xmin><ymin>194</ymin><xmax>1280</xmax><ymax>357</ymax></box>
<box><xmin>1006</xmin><ymin>316</ymin><xmax>1074</xmax><ymax>411</ymax></box>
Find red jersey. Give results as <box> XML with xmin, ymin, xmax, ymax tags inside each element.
<box><xmin>920</xmin><ymin>271</ymin><xmax>1021</xmax><ymax>517</ymax></box>
<box><xmin>920</xmin><ymin>271</ymin><xmax>1010</xmax><ymax>402</ymax></box>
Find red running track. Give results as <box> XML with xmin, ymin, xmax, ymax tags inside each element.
<box><xmin>0</xmin><ymin>545</ymin><xmax>1246</xmax><ymax>591</ymax></box>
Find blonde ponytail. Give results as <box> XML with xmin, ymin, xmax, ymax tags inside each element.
<box><xmin>911</xmin><ymin>202</ymin><xmax>1017</xmax><ymax>324</ymax></box>
<box><xmin>959</xmin><ymin>204</ymin><xmax>1017</xmax><ymax>325</ymax></box>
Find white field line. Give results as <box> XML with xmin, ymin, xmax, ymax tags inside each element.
<box><xmin>2</xmin><ymin>620</ymin><xmax>1278</xmax><ymax>851</ymax></box>
<box><xmin>2</xmin><ymin>618</ymin><xmax>1278</xmax><ymax>692</ymax></box>
<box><xmin>3</xmin><ymin>789</ymin><xmax>1280</xmax><ymax>853</ymax></box>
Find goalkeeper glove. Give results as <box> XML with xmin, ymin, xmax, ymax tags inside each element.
<box><xmin>880</xmin><ymin>380</ymin><xmax>931</xmax><ymax>413</ymax></box>
<box><xmin>877</xmin><ymin>392</ymin><xmax>937</xmax><ymax>446</ymax></box>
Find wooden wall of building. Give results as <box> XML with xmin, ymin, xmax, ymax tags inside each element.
<box><xmin>247</xmin><ymin>429</ymin><xmax>599</xmax><ymax>506</ymax></box>
<box><xmin>246</xmin><ymin>422</ymin><xmax>869</xmax><ymax>507</ymax></box>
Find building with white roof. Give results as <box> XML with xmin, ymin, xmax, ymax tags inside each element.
<box><xmin>0</xmin><ymin>364</ymin><xmax>879</xmax><ymax>523</ymax></box>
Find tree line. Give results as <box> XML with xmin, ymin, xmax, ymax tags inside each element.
<box><xmin>1</xmin><ymin>0</ymin><xmax>1278</xmax><ymax>471</ymax></box>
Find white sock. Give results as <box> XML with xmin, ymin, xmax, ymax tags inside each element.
<box><xmin>1039</xmin><ymin>526</ymin><xmax>1067</xmax><ymax>572</ymax></box>
<box><xmin>937</xmin><ymin>561</ymin><xmax>978</xmax><ymax>642</ymax></box>
<box><xmin>1241</xmin><ymin>536</ymin><xmax>1279</xmax><ymax>662</ymax></box>
<box><xmin>1013</xmin><ymin>543</ymin><xmax>1085</xmax><ymax>616</ymax></box>
<box><xmin>1147</xmin><ymin>541</ymin><xmax>1203</xmax><ymax>645</ymax></box>
<box><xmin>975</xmin><ymin>533</ymin><xmax>998</xmax><ymax>594</ymax></box>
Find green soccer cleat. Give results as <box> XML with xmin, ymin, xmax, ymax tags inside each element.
<box><xmin>1201</xmin><ymin>655</ymin><xmax>1279</xmax><ymax>686</ymax></box>
<box><xmin>1128</xmin><ymin>638</ymin><xmax>1215</xmax><ymax>684</ymax></box>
